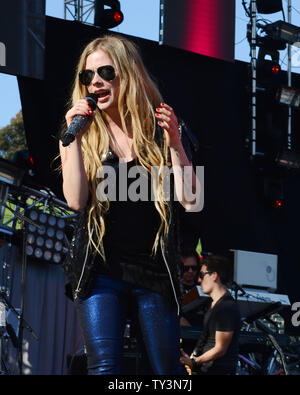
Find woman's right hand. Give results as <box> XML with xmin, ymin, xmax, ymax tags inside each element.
<box><xmin>65</xmin><ymin>98</ymin><xmax>96</xmax><ymax>138</ymax></box>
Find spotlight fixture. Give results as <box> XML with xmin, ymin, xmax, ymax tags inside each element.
<box><xmin>262</xmin><ymin>174</ymin><xmax>285</xmax><ymax>209</ymax></box>
<box><xmin>94</xmin><ymin>0</ymin><xmax>124</xmax><ymax>29</ymax></box>
<box><xmin>256</xmin><ymin>0</ymin><xmax>283</xmax><ymax>15</ymax></box>
<box><xmin>274</xmin><ymin>199</ymin><xmax>283</xmax><ymax>208</ymax></box>
<box><xmin>276</xmin><ymin>150</ymin><xmax>300</xmax><ymax>169</ymax></box>
<box><xmin>0</xmin><ymin>158</ymin><xmax>24</xmax><ymax>186</ymax></box>
<box><xmin>25</xmin><ymin>209</ymin><xmax>68</xmax><ymax>264</ymax></box>
<box><xmin>276</xmin><ymin>87</ymin><xmax>300</xmax><ymax>108</ymax></box>
<box><xmin>257</xmin><ymin>46</ymin><xmax>281</xmax><ymax>72</ymax></box>
<box><xmin>263</xmin><ymin>21</ymin><xmax>300</xmax><ymax>46</ymax></box>
<box><xmin>256</xmin><ymin>47</ymin><xmax>284</xmax><ymax>91</ymax></box>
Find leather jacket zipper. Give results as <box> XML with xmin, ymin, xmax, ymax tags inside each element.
<box><xmin>160</xmin><ymin>237</ymin><xmax>180</xmax><ymax>316</ymax></box>
<box><xmin>74</xmin><ymin>230</ymin><xmax>93</xmax><ymax>300</ymax></box>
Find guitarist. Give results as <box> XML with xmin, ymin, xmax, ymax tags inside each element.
<box><xmin>180</xmin><ymin>254</ymin><xmax>241</xmax><ymax>375</ymax></box>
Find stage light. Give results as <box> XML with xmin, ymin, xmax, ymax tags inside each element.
<box><xmin>94</xmin><ymin>0</ymin><xmax>124</xmax><ymax>29</ymax></box>
<box><xmin>274</xmin><ymin>199</ymin><xmax>283</xmax><ymax>208</ymax></box>
<box><xmin>25</xmin><ymin>209</ymin><xmax>68</xmax><ymax>264</ymax></box>
<box><xmin>256</xmin><ymin>47</ymin><xmax>283</xmax><ymax>88</ymax></box>
<box><xmin>0</xmin><ymin>158</ymin><xmax>24</xmax><ymax>186</ymax></box>
<box><xmin>260</xmin><ymin>173</ymin><xmax>285</xmax><ymax>210</ymax></box>
<box><xmin>257</xmin><ymin>58</ymin><xmax>281</xmax><ymax>77</ymax></box>
<box><xmin>276</xmin><ymin>150</ymin><xmax>300</xmax><ymax>169</ymax></box>
<box><xmin>257</xmin><ymin>45</ymin><xmax>281</xmax><ymax>66</ymax></box>
<box><xmin>272</xmin><ymin>63</ymin><xmax>280</xmax><ymax>74</ymax></box>
<box><xmin>256</xmin><ymin>0</ymin><xmax>283</xmax><ymax>15</ymax></box>
<box><xmin>276</xmin><ymin>87</ymin><xmax>300</xmax><ymax>108</ymax></box>
<box><xmin>263</xmin><ymin>21</ymin><xmax>300</xmax><ymax>46</ymax></box>
<box><xmin>113</xmin><ymin>10</ymin><xmax>122</xmax><ymax>24</ymax></box>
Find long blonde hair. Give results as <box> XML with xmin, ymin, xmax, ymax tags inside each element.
<box><xmin>66</xmin><ymin>34</ymin><xmax>170</xmax><ymax>258</ymax></box>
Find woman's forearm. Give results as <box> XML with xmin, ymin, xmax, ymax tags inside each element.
<box><xmin>169</xmin><ymin>142</ymin><xmax>200</xmax><ymax>211</ymax></box>
<box><xmin>59</xmin><ymin>138</ymin><xmax>89</xmax><ymax>211</ymax></box>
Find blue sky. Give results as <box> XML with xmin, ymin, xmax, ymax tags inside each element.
<box><xmin>0</xmin><ymin>0</ymin><xmax>300</xmax><ymax>129</ymax></box>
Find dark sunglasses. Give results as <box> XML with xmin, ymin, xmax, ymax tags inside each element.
<box><xmin>78</xmin><ymin>65</ymin><xmax>116</xmax><ymax>86</ymax></box>
<box><xmin>198</xmin><ymin>271</ymin><xmax>213</xmax><ymax>279</ymax></box>
<box><xmin>183</xmin><ymin>265</ymin><xmax>198</xmax><ymax>272</ymax></box>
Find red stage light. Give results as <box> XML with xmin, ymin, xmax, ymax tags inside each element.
<box><xmin>113</xmin><ymin>11</ymin><xmax>122</xmax><ymax>23</ymax></box>
<box><xmin>94</xmin><ymin>0</ymin><xmax>124</xmax><ymax>29</ymax></box>
<box><xmin>272</xmin><ymin>63</ymin><xmax>281</xmax><ymax>74</ymax></box>
<box><xmin>275</xmin><ymin>199</ymin><xmax>283</xmax><ymax>208</ymax></box>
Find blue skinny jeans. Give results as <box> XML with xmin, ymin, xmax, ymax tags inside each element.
<box><xmin>75</xmin><ymin>275</ymin><xmax>182</xmax><ymax>375</ymax></box>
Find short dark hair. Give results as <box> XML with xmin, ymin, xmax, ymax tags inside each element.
<box><xmin>201</xmin><ymin>254</ymin><xmax>232</xmax><ymax>286</ymax></box>
<box><xmin>181</xmin><ymin>246</ymin><xmax>201</xmax><ymax>268</ymax></box>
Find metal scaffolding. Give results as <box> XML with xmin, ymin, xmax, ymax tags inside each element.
<box><xmin>64</xmin><ymin>0</ymin><xmax>96</xmax><ymax>22</ymax></box>
<box><xmin>0</xmin><ymin>178</ymin><xmax>77</xmax><ymax>295</ymax></box>
<box><xmin>249</xmin><ymin>0</ymin><xmax>293</xmax><ymax>157</ymax></box>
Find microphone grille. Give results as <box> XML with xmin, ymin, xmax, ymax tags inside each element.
<box><xmin>85</xmin><ymin>93</ymin><xmax>99</xmax><ymax>110</ymax></box>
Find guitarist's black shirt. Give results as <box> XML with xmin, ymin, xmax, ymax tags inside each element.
<box><xmin>195</xmin><ymin>292</ymin><xmax>241</xmax><ymax>374</ymax></box>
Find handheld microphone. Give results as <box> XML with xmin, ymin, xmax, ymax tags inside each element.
<box><xmin>61</xmin><ymin>93</ymin><xmax>99</xmax><ymax>147</ymax></box>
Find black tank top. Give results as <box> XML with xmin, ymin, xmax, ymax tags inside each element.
<box><xmin>94</xmin><ymin>154</ymin><xmax>173</xmax><ymax>299</ymax></box>
<box><xmin>102</xmin><ymin>158</ymin><xmax>161</xmax><ymax>253</ymax></box>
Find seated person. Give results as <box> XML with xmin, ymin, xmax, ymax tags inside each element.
<box><xmin>180</xmin><ymin>247</ymin><xmax>205</xmax><ymax>328</ymax></box>
<box><xmin>181</xmin><ymin>247</ymin><xmax>200</xmax><ymax>293</ymax></box>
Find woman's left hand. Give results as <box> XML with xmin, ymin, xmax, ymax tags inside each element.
<box><xmin>155</xmin><ymin>102</ymin><xmax>181</xmax><ymax>148</ymax></box>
